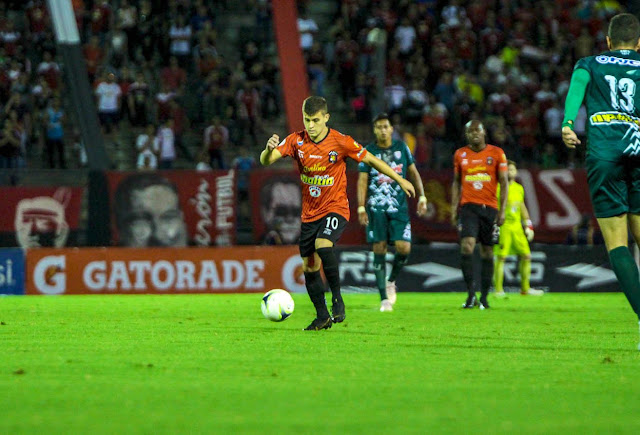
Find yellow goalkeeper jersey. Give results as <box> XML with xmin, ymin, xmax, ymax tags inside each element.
<box><xmin>497</xmin><ymin>181</ymin><xmax>525</xmax><ymax>228</ymax></box>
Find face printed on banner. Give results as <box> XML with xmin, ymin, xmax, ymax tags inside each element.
<box><xmin>260</xmin><ymin>179</ymin><xmax>302</xmax><ymax>245</ymax></box>
<box><xmin>14</xmin><ymin>196</ymin><xmax>69</xmax><ymax>248</ymax></box>
<box><xmin>114</xmin><ymin>173</ymin><xmax>188</xmax><ymax>247</ymax></box>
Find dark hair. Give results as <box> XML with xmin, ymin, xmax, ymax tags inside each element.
<box><xmin>608</xmin><ymin>13</ymin><xmax>640</xmax><ymax>47</ymax></box>
<box><xmin>302</xmin><ymin>96</ymin><xmax>328</xmax><ymax>115</ymax></box>
<box><xmin>372</xmin><ymin>112</ymin><xmax>391</xmax><ymax>125</ymax></box>
<box><xmin>507</xmin><ymin>159</ymin><xmax>517</xmax><ymax>167</ymax></box>
<box><xmin>114</xmin><ymin>173</ymin><xmax>180</xmax><ymax>233</ymax></box>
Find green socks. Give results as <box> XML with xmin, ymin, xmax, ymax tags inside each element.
<box><xmin>374</xmin><ymin>253</ymin><xmax>387</xmax><ymax>301</ymax></box>
<box><xmin>389</xmin><ymin>253</ymin><xmax>408</xmax><ymax>282</ymax></box>
<box><xmin>609</xmin><ymin>246</ymin><xmax>640</xmax><ymax>320</ymax></box>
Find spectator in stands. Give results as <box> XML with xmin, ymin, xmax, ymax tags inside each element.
<box><xmin>95</xmin><ymin>72</ymin><xmax>122</xmax><ymax>138</ymax></box>
<box><xmin>161</xmin><ymin>56</ymin><xmax>187</xmax><ymax>94</ymax></box>
<box><xmin>297</xmin><ymin>8</ymin><xmax>318</xmax><ymax>53</ymax></box>
<box><xmin>168</xmin><ymin>15</ymin><xmax>193</xmax><ymax>67</ymax></box>
<box><xmin>116</xmin><ymin>0</ymin><xmax>138</xmax><ymax>61</ymax></box>
<box><xmin>235</xmin><ymin>82</ymin><xmax>260</xmax><ymax>147</ymax></box>
<box><xmin>83</xmin><ymin>35</ymin><xmax>104</xmax><ymax>83</ymax></box>
<box><xmin>0</xmin><ymin>118</ymin><xmax>22</xmax><ymax>169</ymax></box>
<box><xmin>203</xmin><ymin>116</ymin><xmax>228</xmax><ymax>169</ymax></box>
<box><xmin>136</xmin><ymin>123</ymin><xmax>159</xmax><ymax>170</ymax></box>
<box><xmin>155</xmin><ymin>82</ymin><xmax>177</xmax><ymax>123</ymax></box>
<box><xmin>307</xmin><ymin>41</ymin><xmax>326</xmax><ymax>97</ymax></box>
<box><xmin>395</xmin><ymin>17</ymin><xmax>416</xmax><ymax>57</ymax></box>
<box><xmin>128</xmin><ymin>71</ymin><xmax>150</xmax><ymax>127</ymax></box>
<box><xmin>44</xmin><ymin>97</ymin><xmax>65</xmax><ymax>169</ymax></box>
<box><xmin>36</xmin><ymin>51</ymin><xmax>60</xmax><ymax>91</ymax></box>
<box><xmin>156</xmin><ymin>118</ymin><xmax>176</xmax><ymax>169</ymax></box>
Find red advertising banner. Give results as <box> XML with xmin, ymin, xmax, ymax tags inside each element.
<box><xmin>0</xmin><ymin>187</ymin><xmax>84</xmax><ymax>248</ymax></box>
<box><xmin>106</xmin><ymin>170</ymin><xmax>236</xmax><ymax>247</ymax></box>
<box><xmin>26</xmin><ymin>246</ymin><xmax>304</xmax><ymax>295</ymax></box>
<box><xmin>251</xmin><ymin>169</ymin><xmax>595</xmax><ymax>244</ymax></box>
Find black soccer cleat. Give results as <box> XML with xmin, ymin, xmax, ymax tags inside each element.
<box><xmin>462</xmin><ymin>294</ymin><xmax>477</xmax><ymax>309</ymax></box>
<box><xmin>303</xmin><ymin>317</ymin><xmax>333</xmax><ymax>331</ymax></box>
<box><xmin>479</xmin><ymin>295</ymin><xmax>490</xmax><ymax>310</ymax></box>
<box><xmin>331</xmin><ymin>298</ymin><xmax>346</xmax><ymax>323</ymax></box>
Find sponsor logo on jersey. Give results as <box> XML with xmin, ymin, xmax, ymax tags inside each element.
<box><xmin>297</xmin><ymin>139</ymin><xmax>304</xmax><ymax>146</ymax></box>
<box><xmin>595</xmin><ymin>55</ymin><xmax>640</xmax><ymax>67</ymax></box>
<box><xmin>328</xmin><ymin>150</ymin><xmax>338</xmax><ymax>163</ymax></box>
<box><xmin>464</xmin><ymin>173</ymin><xmax>492</xmax><ymax>182</ymax></box>
<box><xmin>300</xmin><ymin>174</ymin><xmax>335</xmax><ymax>186</ymax></box>
<box><xmin>467</xmin><ymin>166</ymin><xmax>487</xmax><ymax>173</ymax></box>
<box><xmin>590</xmin><ymin>111</ymin><xmax>640</xmax><ymax>127</ymax></box>
<box><xmin>310</xmin><ymin>154</ymin><xmax>322</xmax><ymax>159</ymax></box>
<box><xmin>298</xmin><ymin>149</ymin><xmax>304</xmax><ymax>159</ymax></box>
<box><xmin>303</xmin><ymin>164</ymin><xmax>327</xmax><ymax>173</ymax></box>
<box><xmin>461</xmin><ymin>152</ymin><xmax>467</xmax><ymax>158</ymax></box>
<box><xmin>461</xmin><ymin>159</ymin><xmax>468</xmax><ymax>165</ymax></box>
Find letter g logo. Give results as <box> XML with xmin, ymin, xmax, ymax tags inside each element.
<box><xmin>34</xmin><ymin>255</ymin><xmax>66</xmax><ymax>295</ymax></box>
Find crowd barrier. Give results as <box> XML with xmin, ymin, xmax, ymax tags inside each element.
<box><xmin>0</xmin><ymin>243</ymin><xmax>617</xmax><ymax>296</ymax></box>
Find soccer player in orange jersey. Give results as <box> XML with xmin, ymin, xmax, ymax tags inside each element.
<box><xmin>451</xmin><ymin>120</ymin><xmax>509</xmax><ymax>310</ymax></box>
<box><xmin>260</xmin><ymin>96</ymin><xmax>415</xmax><ymax>330</ymax></box>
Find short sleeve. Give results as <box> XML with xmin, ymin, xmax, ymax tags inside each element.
<box><xmin>276</xmin><ymin>133</ymin><xmax>296</xmax><ymax>158</ymax></box>
<box><xmin>497</xmin><ymin>149</ymin><xmax>508</xmax><ymax>172</ymax></box>
<box><xmin>342</xmin><ymin>135</ymin><xmax>368</xmax><ymax>163</ymax></box>
<box><xmin>574</xmin><ymin>57</ymin><xmax>590</xmax><ymax>74</ymax></box>
<box><xmin>404</xmin><ymin>143</ymin><xmax>415</xmax><ymax>166</ymax></box>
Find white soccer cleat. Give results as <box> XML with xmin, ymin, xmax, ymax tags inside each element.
<box><xmin>494</xmin><ymin>291</ymin><xmax>507</xmax><ymax>298</ymax></box>
<box><xmin>522</xmin><ymin>288</ymin><xmax>544</xmax><ymax>296</ymax></box>
<box><xmin>380</xmin><ymin>299</ymin><xmax>393</xmax><ymax>312</ymax></box>
<box><xmin>386</xmin><ymin>281</ymin><xmax>397</xmax><ymax>305</ymax></box>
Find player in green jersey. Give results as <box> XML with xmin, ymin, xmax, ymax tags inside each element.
<box><xmin>493</xmin><ymin>161</ymin><xmax>544</xmax><ymax>297</ymax></box>
<box><xmin>562</xmin><ymin>13</ymin><xmax>640</xmax><ymax>349</ymax></box>
<box><xmin>357</xmin><ymin>113</ymin><xmax>427</xmax><ymax>312</ymax></box>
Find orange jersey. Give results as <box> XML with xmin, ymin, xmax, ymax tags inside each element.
<box><xmin>277</xmin><ymin>128</ymin><xmax>368</xmax><ymax>222</ymax></box>
<box><xmin>453</xmin><ymin>144</ymin><xmax>507</xmax><ymax>209</ymax></box>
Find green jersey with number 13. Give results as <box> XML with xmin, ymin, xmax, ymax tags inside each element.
<box><xmin>575</xmin><ymin>49</ymin><xmax>640</xmax><ymax>160</ymax></box>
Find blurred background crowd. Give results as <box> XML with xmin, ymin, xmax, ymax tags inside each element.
<box><xmin>0</xmin><ymin>0</ymin><xmax>631</xmax><ymax>175</ymax></box>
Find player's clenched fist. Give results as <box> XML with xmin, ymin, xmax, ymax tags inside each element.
<box><xmin>266</xmin><ymin>134</ymin><xmax>280</xmax><ymax>150</ymax></box>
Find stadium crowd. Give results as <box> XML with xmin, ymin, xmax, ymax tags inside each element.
<box><xmin>0</xmin><ymin>0</ymin><xmax>628</xmax><ymax>172</ymax></box>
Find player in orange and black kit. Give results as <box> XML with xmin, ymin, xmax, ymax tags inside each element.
<box><xmin>260</xmin><ymin>96</ymin><xmax>415</xmax><ymax>330</ymax></box>
<box><xmin>451</xmin><ymin>120</ymin><xmax>509</xmax><ymax>309</ymax></box>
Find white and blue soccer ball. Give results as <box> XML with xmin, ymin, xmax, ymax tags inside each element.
<box><xmin>261</xmin><ymin>289</ymin><xmax>295</xmax><ymax>322</ymax></box>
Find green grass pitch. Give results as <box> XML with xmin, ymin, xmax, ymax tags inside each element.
<box><xmin>1</xmin><ymin>293</ymin><xmax>640</xmax><ymax>434</ymax></box>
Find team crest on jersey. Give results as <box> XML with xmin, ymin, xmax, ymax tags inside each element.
<box><xmin>328</xmin><ymin>150</ymin><xmax>338</xmax><ymax>163</ymax></box>
<box><xmin>309</xmin><ymin>186</ymin><xmax>321</xmax><ymax>197</ymax></box>
<box><xmin>487</xmin><ymin>157</ymin><xmax>493</xmax><ymax>165</ymax></box>
<box><xmin>394</xmin><ymin>151</ymin><xmax>401</xmax><ymax>159</ymax></box>
<box><xmin>297</xmin><ymin>139</ymin><xmax>304</xmax><ymax>146</ymax></box>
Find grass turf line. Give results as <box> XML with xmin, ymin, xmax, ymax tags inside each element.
<box><xmin>1</xmin><ymin>293</ymin><xmax>639</xmax><ymax>434</ymax></box>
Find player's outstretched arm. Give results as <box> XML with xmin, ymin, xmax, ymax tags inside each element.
<box><xmin>362</xmin><ymin>152</ymin><xmax>415</xmax><ymax>198</ymax></box>
<box><xmin>260</xmin><ymin>134</ymin><xmax>284</xmax><ymax>166</ymax></box>
<box><xmin>357</xmin><ymin>172</ymin><xmax>369</xmax><ymax>226</ymax></box>
<box><xmin>408</xmin><ymin>163</ymin><xmax>427</xmax><ymax>217</ymax></box>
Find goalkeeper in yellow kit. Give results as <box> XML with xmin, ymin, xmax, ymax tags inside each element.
<box><xmin>493</xmin><ymin>161</ymin><xmax>544</xmax><ymax>297</ymax></box>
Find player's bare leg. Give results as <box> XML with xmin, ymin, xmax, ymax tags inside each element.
<box><xmin>625</xmin><ymin>213</ymin><xmax>640</xmax><ymax>349</ymax></box>
<box><xmin>494</xmin><ymin>255</ymin><xmax>507</xmax><ymax>298</ymax></box>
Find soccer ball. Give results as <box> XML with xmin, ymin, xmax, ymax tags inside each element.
<box><xmin>261</xmin><ymin>289</ymin><xmax>295</xmax><ymax>322</ymax></box>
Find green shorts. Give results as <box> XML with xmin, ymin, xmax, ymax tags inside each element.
<box><xmin>493</xmin><ymin>224</ymin><xmax>530</xmax><ymax>257</ymax></box>
<box><xmin>586</xmin><ymin>154</ymin><xmax>640</xmax><ymax>218</ymax></box>
<box><xmin>366</xmin><ymin>210</ymin><xmax>411</xmax><ymax>244</ymax></box>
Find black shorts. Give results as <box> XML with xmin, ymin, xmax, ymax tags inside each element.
<box><xmin>299</xmin><ymin>213</ymin><xmax>348</xmax><ymax>258</ymax></box>
<box><xmin>458</xmin><ymin>203</ymin><xmax>499</xmax><ymax>246</ymax></box>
